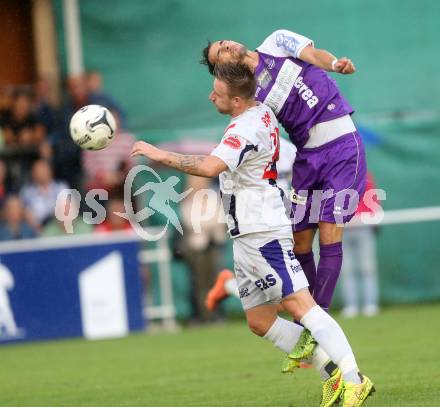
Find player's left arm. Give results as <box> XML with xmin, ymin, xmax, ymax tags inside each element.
<box><xmin>131</xmin><ymin>141</ymin><xmax>227</xmax><ymax>177</ymax></box>
<box><xmin>298</xmin><ymin>44</ymin><xmax>356</xmax><ymax>74</ymax></box>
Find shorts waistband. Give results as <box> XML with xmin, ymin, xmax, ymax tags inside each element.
<box><xmin>304</xmin><ymin>115</ymin><xmax>356</xmax><ymax>149</ymax></box>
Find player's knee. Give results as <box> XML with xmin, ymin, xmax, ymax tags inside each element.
<box><xmin>293</xmin><ymin>241</ymin><xmax>311</xmax><ymax>255</ymax></box>
<box><xmin>293</xmin><ymin>230</ymin><xmax>314</xmax><ymax>254</ymax></box>
<box><xmin>282</xmin><ymin>290</ymin><xmax>316</xmax><ymax>321</ymax></box>
<box><xmin>247</xmin><ymin>317</ymin><xmax>270</xmax><ymax>337</ymax></box>
<box><xmin>285</xmin><ymin>301</ymin><xmax>303</xmax><ymax>321</ymax></box>
<box><xmin>318</xmin><ymin>222</ymin><xmax>343</xmax><ymax>244</ymax></box>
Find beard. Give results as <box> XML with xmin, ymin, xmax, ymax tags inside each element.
<box><xmin>236</xmin><ymin>45</ymin><xmax>247</xmax><ymax>61</ymax></box>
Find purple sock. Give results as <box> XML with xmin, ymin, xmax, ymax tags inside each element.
<box><xmin>314</xmin><ymin>242</ymin><xmax>343</xmax><ymax>311</ymax></box>
<box><xmin>295</xmin><ymin>251</ymin><xmax>316</xmax><ymax>294</ymax></box>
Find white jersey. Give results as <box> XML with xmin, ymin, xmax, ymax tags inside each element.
<box><xmin>256</xmin><ymin>29</ymin><xmax>313</xmax><ymax>59</ymax></box>
<box><xmin>277</xmin><ymin>137</ymin><xmax>296</xmax><ymax>193</ymax></box>
<box><xmin>211</xmin><ymin>103</ymin><xmax>291</xmax><ymax>238</ymax></box>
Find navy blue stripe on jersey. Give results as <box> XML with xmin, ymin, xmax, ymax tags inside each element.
<box><xmin>237</xmin><ymin>144</ymin><xmax>258</xmax><ymax>167</ymax></box>
<box><xmin>268</xmin><ymin>178</ymin><xmax>292</xmax><ymax>220</ymax></box>
<box><xmin>220</xmin><ymin>191</ymin><xmax>240</xmax><ymax>237</ymax></box>
<box><xmin>268</xmin><ymin>178</ymin><xmax>284</xmax><ymax>199</ymax></box>
<box><xmin>228</xmin><ymin>194</ymin><xmax>240</xmax><ymax>236</ymax></box>
<box><xmin>259</xmin><ymin>239</ymin><xmax>294</xmax><ymax>297</ymax></box>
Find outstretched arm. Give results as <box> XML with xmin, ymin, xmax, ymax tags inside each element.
<box><xmin>298</xmin><ymin>44</ymin><xmax>356</xmax><ymax>74</ymax></box>
<box><xmin>131</xmin><ymin>141</ymin><xmax>228</xmax><ymax>178</ymax></box>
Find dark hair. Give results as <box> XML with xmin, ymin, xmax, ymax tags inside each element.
<box><xmin>213</xmin><ymin>63</ymin><xmax>256</xmax><ymax>100</ymax></box>
<box><xmin>200</xmin><ymin>41</ymin><xmax>215</xmax><ymax>75</ymax></box>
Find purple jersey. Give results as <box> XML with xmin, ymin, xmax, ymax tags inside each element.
<box><xmin>254</xmin><ymin>30</ymin><xmax>354</xmax><ymax>149</ymax></box>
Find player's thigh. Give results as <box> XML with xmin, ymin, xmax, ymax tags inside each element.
<box><xmin>321</xmin><ymin>134</ymin><xmax>367</xmax><ymax>224</ymax></box>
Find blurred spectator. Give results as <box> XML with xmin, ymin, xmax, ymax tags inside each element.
<box><xmin>0</xmin><ymin>87</ymin><xmax>13</xmax><ymax>130</ymax></box>
<box><xmin>52</xmin><ymin>75</ymin><xmax>88</xmax><ymax>190</ymax></box>
<box><xmin>87</xmin><ymin>71</ymin><xmax>127</xmax><ymax>129</ymax></box>
<box><xmin>20</xmin><ymin>159</ymin><xmax>68</xmax><ymax>229</ymax></box>
<box><xmin>42</xmin><ymin>191</ymin><xmax>92</xmax><ymax>236</ymax></box>
<box><xmin>86</xmin><ymin>71</ymin><xmax>102</xmax><ymax>94</ymax></box>
<box><xmin>1</xmin><ymin>89</ymin><xmax>46</xmax><ymax>146</ymax></box>
<box><xmin>340</xmin><ymin>172</ymin><xmax>380</xmax><ymax>318</ymax></box>
<box><xmin>82</xmin><ymin>110</ymin><xmax>135</xmax><ymax>197</ymax></box>
<box><xmin>33</xmin><ymin>77</ymin><xmax>57</xmax><ymax>135</ymax></box>
<box><xmin>179</xmin><ymin>175</ymin><xmax>226</xmax><ymax>323</ymax></box>
<box><xmin>95</xmin><ymin>197</ymin><xmax>132</xmax><ymax>233</ymax></box>
<box><xmin>0</xmin><ymin>160</ymin><xmax>8</xmax><ymax>207</ymax></box>
<box><xmin>0</xmin><ymin>196</ymin><xmax>36</xmax><ymax>241</ymax></box>
<box><xmin>0</xmin><ymin>88</ymin><xmax>50</xmax><ymax>192</ymax></box>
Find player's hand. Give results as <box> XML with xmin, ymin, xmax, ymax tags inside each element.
<box><xmin>333</xmin><ymin>57</ymin><xmax>356</xmax><ymax>74</ymax></box>
<box><xmin>131</xmin><ymin>141</ymin><xmax>164</xmax><ymax>161</ymax></box>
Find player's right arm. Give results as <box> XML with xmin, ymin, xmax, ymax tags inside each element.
<box><xmin>258</xmin><ymin>29</ymin><xmax>355</xmax><ymax>74</ymax></box>
<box><xmin>130</xmin><ymin>141</ymin><xmax>227</xmax><ymax>177</ymax></box>
<box><xmin>299</xmin><ymin>45</ymin><xmax>355</xmax><ymax>74</ymax></box>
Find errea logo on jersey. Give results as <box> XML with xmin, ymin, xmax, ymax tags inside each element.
<box><xmin>293</xmin><ymin>76</ymin><xmax>319</xmax><ymax>108</ymax></box>
<box><xmin>264</xmin><ymin>58</ymin><xmax>276</xmax><ymax>70</ymax></box>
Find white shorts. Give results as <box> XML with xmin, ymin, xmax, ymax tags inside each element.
<box><xmin>233</xmin><ymin>230</ymin><xmax>309</xmax><ymax>310</ymax></box>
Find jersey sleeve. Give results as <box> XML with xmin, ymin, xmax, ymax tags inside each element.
<box><xmin>211</xmin><ymin>128</ymin><xmax>255</xmax><ymax>172</ymax></box>
<box><xmin>256</xmin><ymin>29</ymin><xmax>313</xmax><ymax>59</ymax></box>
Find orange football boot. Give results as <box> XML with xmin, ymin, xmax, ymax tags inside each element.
<box><xmin>205</xmin><ymin>269</ymin><xmax>234</xmax><ymax>311</ymax></box>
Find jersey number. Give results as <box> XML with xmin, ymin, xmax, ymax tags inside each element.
<box><xmin>263</xmin><ymin>127</ymin><xmax>280</xmax><ymax>180</ymax></box>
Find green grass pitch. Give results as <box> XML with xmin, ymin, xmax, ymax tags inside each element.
<box><xmin>1</xmin><ymin>303</ymin><xmax>439</xmax><ymax>407</ymax></box>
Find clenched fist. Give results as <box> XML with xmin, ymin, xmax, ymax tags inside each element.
<box><xmin>333</xmin><ymin>57</ymin><xmax>356</xmax><ymax>74</ymax></box>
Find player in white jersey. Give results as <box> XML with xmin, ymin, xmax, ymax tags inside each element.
<box><xmin>205</xmin><ymin>136</ymin><xmax>296</xmax><ymax>309</ymax></box>
<box><xmin>131</xmin><ymin>63</ymin><xmax>373</xmax><ymax>407</ymax></box>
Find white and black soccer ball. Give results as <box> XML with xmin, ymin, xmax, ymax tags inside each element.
<box><xmin>69</xmin><ymin>105</ymin><xmax>116</xmax><ymax>150</ymax></box>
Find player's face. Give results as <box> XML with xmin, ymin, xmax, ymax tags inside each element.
<box><xmin>208</xmin><ymin>40</ymin><xmax>247</xmax><ymax>65</ymax></box>
<box><xmin>209</xmin><ymin>78</ymin><xmax>234</xmax><ymax>114</ymax></box>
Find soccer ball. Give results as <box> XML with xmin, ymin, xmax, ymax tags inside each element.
<box><xmin>69</xmin><ymin>105</ymin><xmax>116</xmax><ymax>150</ymax></box>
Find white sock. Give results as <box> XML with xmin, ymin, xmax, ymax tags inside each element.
<box><xmin>310</xmin><ymin>346</ymin><xmax>333</xmax><ymax>380</ymax></box>
<box><xmin>301</xmin><ymin>305</ymin><xmax>361</xmax><ymax>384</ymax></box>
<box><xmin>224</xmin><ymin>278</ymin><xmax>239</xmax><ymax>297</ymax></box>
<box><xmin>263</xmin><ymin>317</ymin><xmax>304</xmax><ymax>353</ymax></box>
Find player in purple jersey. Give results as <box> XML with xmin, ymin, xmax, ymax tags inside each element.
<box><xmin>201</xmin><ymin>30</ymin><xmax>367</xmax><ymax>317</ymax></box>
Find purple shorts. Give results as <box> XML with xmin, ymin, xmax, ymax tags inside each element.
<box><xmin>291</xmin><ymin>132</ymin><xmax>367</xmax><ymax>232</ymax></box>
